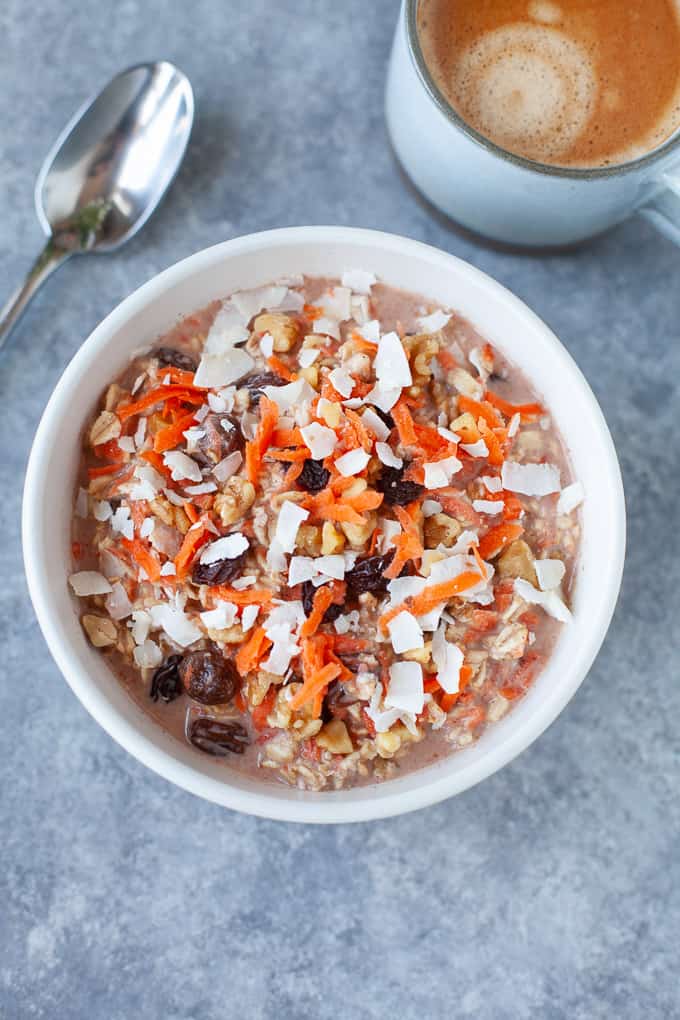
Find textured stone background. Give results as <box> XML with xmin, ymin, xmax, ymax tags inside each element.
<box><xmin>2</xmin><ymin>1</ymin><xmax>679</xmax><ymax>1017</ymax></box>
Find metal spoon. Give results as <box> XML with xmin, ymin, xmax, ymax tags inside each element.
<box><xmin>0</xmin><ymin>61</ymin><xmax>194</xmax><ymax>351</ymax></box>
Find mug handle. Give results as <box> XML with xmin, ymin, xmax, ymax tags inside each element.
<box><xmin>640</xmin><ymin>170</ymin><xmax>680</xmax><ymax>245</ymax></box>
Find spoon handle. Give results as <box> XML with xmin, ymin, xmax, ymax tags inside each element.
<box><xmin>0</xmin><ymin>240</ymin><xmax>71</xmax><ymax>353</ymax></box>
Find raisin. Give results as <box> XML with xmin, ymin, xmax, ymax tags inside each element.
<box><xmin>178</xmin><ymin>648</ymin><xmax>239</xmax><ymax>705</ymax></box>
<box><xmin>301</xmin><ymin>581</ymin><xmax>343</xmax><ymax>622</ymax></box>
<box><xmin>298</xmin><ymin>458</ymin><xmax>330</xmax><ymax>493</ymax></box>
<box><xmin>150</xmin><ymin>655</ymin><xmax>184</xmax><ymax>703</ymax></box>
<box><xmin>322</xmin><ymin>680</ymin><xmax>356</xmax><ymax>723</ymax></box>
<box><xmin>240</xmin><ymin>371</ymin><xmax>286</xmax><ymax>405</ymax></box>
<box><xmin>375</xmin><ymin>465</ymin><xmax>424</xmax><ymax>506</ymax></box>
<box><xmin>373</xmin><ymin>406</ymin><xmax>395</xmax><ymax>430</ymax></box>
<box><xmin>196</xmin><ymin>413</ymin><xmax>244</xmax><ymax>465</ymax></box>
<box><xmin>153</xmin><ymin>346</ymin><xmax>197</xmax><ymax>372</ymax></box>
<box><xmin>188</xmin><ymin>718</ymin><xmax>249</xmax><ymax>756</ymax></box>
<box><xmin>192</xmin><ymin>548</ymin><xmax>249</xmax><ymax>586</ymax></box>
<box><xmin>345</xmin><ymin>549</ymin><xmax>395</xmax><ymax>596</ymax></box>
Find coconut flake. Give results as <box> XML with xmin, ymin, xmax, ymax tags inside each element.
<box><xmin>328</xmin><ymin>367</ymin><xmax>354</xmax><ymax>398</ymax></box>
<box><xmin>375</xmin><ymin>331</ymin><xmax>412</xmax><ymax>390</ymax></box>
<box><xmin>472</xmin><ymin>499</ymin><xmax>505</xmax><ymax>515</ymax></box>
<box><xmin>387</xmin><ymin>611</ymin><xmax>424</xmax><ymax>654</ymax></box>
<box><xmin>93</xmin><ymin>499</ymin><xmax>112</xmax><ymax>522</ymax></box>
<box><xmin>365</xmin><ymin>384</ymin><xmax>401</xmax><ymax>413</ymax></box>
<box><xmin>534</xmin><ymin>559</ymin><xmax>566</xmax><ymax>592</ymax></box>
<box><xmin>184</xmin><ymin>481</ymin><xmax>217</xmax><ymax>496</ymax></box>
<box><xmin>300</xmin><ymin>422</ymin><xmax>337</xmax><ymax>460</ymax></box>
<box><xmin>313</xmin><ymin>316</ymin><xmax>341</xmax><ymax>340</ymax></box>
<box><xmin>213</xmin><ymin>451</ymin><xmax>243</xmax><ymax>484</ymax></box>
<box><xmin>274</xmin><ymin>500</ymin><xmax>309</xmax><ymax>554</ymax></box>
<box><xmin>133</xmin><ymin>639</ymin><xmax>162</xmax><ymax>670</ymax></box>
<box><xmin>361</xmin><ymin>408</ymin><xmax>390</xmax><ymax>441</ymax></box>
<box><xmin>204</xmin><ymin>302</ymin><xmax>249</xmax><ymax>354</ymax></box>
<box><xmin>69</xmin><ymin>571</ymin><xmax>113</xmax><ymax>597</ymax></box>
<box><xmin>200</xmin><ymin>601</ymin><xmax>238</xmax><ymax>630</ymax></box>
<box><xmin>460</xmin><ymin>439</ymin><xmax>489</xmax><ymax>458</ymax></box>
<box><xmin>514</xmin><ymin>578</ymin><xmax>572</xmax><ymax>623</ymax></box>
<box><xmin>105</xmin><ymin>581</ymin><xmax>133</xmax><ymax>620</ymax></box>
<box><xmin>508</xmin><ymin>413</ymin><xmax>521</xmax><ymax>438</ymax></box>
<box><xmin>200</xmin><ymin>533</ymin><xmax>249</xmax><ymax>564</ymax></box>
<box><xmin>418</xmin><ymin>309</ymin><xmax>451</xmax><ymax>333</ymax></box>
<box><xmin>557</xmin><ymin>481</ymin><xmax>584</xmax><ymax>515</ymax></box>
<box><xmin>317</xmin><ymin>287</ymin><xmax>352</xmax><ymax>322</ymax></box>
<box><xmin>438</xmin><ymin>426</ymin><xmax>460</xmax><ymax>444</ymax></box>
<box><xmin>288</xmin><ymin>556</ymin><xmax>318</xmax><ymax>586</ymax></box>
<box><xmin>163</xmin><ymin>451</ymin><xmax>202</xmax><ymax>483</ymax></box>
<box><xmin>241</xmin><ymin>604</ymin><xmax>259</xmax><ymax>632</ymax></box>
<box><xmin>422</xmin><ymin>499</ymin><xmax>443</xmax><ymax>517</ymax></box>
<box><xmin>385</xmin><ymin>661</ymin><xmax>424</xmax><ymax>714</ymax></box>
<box><xmin>355</xmin><ymin>319</ymin><xmax>380</xmax><ymax>343</ymax></box>
<box><xmin>130</xmin><ymin>610</ymin><xmax>151</xmax><ymax>645</ymax></box>
<box><xmin>342</xmin><ymin>269</ymin><xmax>377</xmax><ymax>293</ymax></box>
<box><xmin>366</xmin><ymin>684</ymin><xmax>402</xmax><ymax>733</ymax></box>
<box><xmin>194</xmin><ymin>348</ymin><xmax>254</xmax><ymax>389</ymax></box>
<box><xmin>481</xmin><ymin>475</ymin><xmax>503</xmax><ymax>493</ymax></box>
<box><xmin>298</xmin><ymin>348</ymin><xmax>320</xmax><ymax>369</ymax></box>
<box><xmin>259</xmin><ymin>333</ymin><xmax>274</xmax><ymax>358</ymax></box>
<box><xmin>117</xmin><ymin>436</ymin><xmax>135</xmax><ymax>454</ymax></box>
<box><xmin>376</xmin><ymin>443</ymin><xmax>403</xmax><ymax>469</ymax></box>
<box><xmin>149</xmin><ymin>603</ymin><xmax>202</xmax><ymax>647</ymax></box>
<box><xmin>111</xmin><ymin>506</ymin><xmax>134</xmax><ymax>541</ymax></box>
<box><xmin>431</xmin><ymin>626</ymin><xmax>464</xmax><ymax>694</ymax></box>
<box><xmin>501</xmin><ymin>461</ymin><xmax>561</xmax><ymax>496</ymax></box>
<box><xmin>263</xmin><ymin>377</ymin><xmax>315</xmax><ymax>413</ymax></box>
<box><xmin>335</xmin><ymin>448</ymin><xmax>370</xmax><ymax>477</ymax></box>
<box><xmin>423</xmin><ymin>455</ymin><xmax>463</xmax><ymax>489</ymax></box>
<box><xmin>160</xmin><ymin>562</ymin><xmax>176</xmax><ymax>576</ymax></box>
<box><xmin>230</xmin><ymin>285</ymin><xmax>287</xmax><ymax>322</ymax></box>
<box><xmin>139</xmin><ymin>517</ymin><xmax>155</xmax><ymax>539</ymax></box>
<box><xmin>163</xmin><ymin>488</ymin><xmax>185</xmax><ymax>507</ymax></box>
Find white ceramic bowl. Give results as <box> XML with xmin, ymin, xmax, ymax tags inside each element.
<box><xmin>23</xmin><ymin>227</ymin><xmax>625</xmax><ymax>823</ymax></box>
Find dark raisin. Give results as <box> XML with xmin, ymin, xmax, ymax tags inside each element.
<box><xmin>345</xmin><ymin>549</ymin><xmax>395</xmax><ymax>596</ymax></box>
<box><xmin>239</xmin><ymin>371</ymin><xmax>286</xmax><ymax>405</ymax></box>
<box><xmin>301</xmin><ymin>581</ymin><xmax>343</xmax><ymax>622</ymax></box>
<box><xmin>322</xmin><ymin>680</ymin><xmax>356</xmax><ymax>723</ymax></box>
<box><xmin>375</xmin><ymin>464</ymin><xmax>425</xmax><ymax>506</ymax></box>
<box><xmin>196</xmin><ymin>413</ymin><xmax>244</xmax><ymax>465</ymax></box>
<box><xmin>298</xmin><ymin>458</ymin><xmax>330</xmax><ymax>493</ymax></box>
<box><xmin>153</xmin><ymin>346</ymin><xmax>197</xmax><ymax>372</ymax></box>
<box><xmin>178</xmin><ymin>648</ymin><xmax>239</xmax><ymax>705</ymax></box>
<box><xmin>192</xmin><ymin>548</ymin><xmax>249</xmax><ymax>586</ymax></box>
<box><xmin>372</xmin><ymin>406</ymin><xmax>395</xmax><ymax>430</ymax></box>
<box><xmin>188</xmin><ymin>718</ymin><xmax>249</xmax><ymax>756</ymax></box>
<box><xmin>150</xmin><ymin>655</ymin><xmax>184</xmax><ymax>703</ymax></box>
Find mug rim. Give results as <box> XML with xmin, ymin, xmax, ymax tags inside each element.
<box><xmin>405</xmin><ymin>0</ymin><xmax>680</xmax><ymax>181</ymax></box>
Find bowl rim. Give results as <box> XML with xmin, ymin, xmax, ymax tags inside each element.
<box><xmin>22</xmin><ymin>226</ymin><xmax>626</xmax><ymax>823</ymax></box>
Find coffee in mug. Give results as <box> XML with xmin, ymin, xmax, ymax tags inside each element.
<box><xmin>417</xmin><ymin>0</ymin><xmax>680</xmax><ymax>168</ymax></box>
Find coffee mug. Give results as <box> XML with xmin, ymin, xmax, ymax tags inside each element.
<box><xmin>386</xmin><ymin>0</ymin><xmax>680</xmax><ymax>247</ymax></box>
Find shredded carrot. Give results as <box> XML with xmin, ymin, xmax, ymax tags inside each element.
<box><xmin>485</xmin><ymin>390</ymin><xmax>543</xmax><ymax>420</ymax></box>
<box><xmin>153</xmin><ymin>410</ymin><xmax>198</xmax><ymax>453</ymax></box>
<box><xmin>93</xmin><ymin>439</ymin><xmax>125</xmax><ymax>462</ymax></box>
<box><xmin>121</xmin><ymin>538</ymin><xmax>162</xmax><ymax>582</ymax></box>
<box><xmin>139</xmin><ymin>449</ymin><xmax>172</xmax><ymax>479</ymax></box>
<box><xmin>300</xmin><ymin>585</ymin><xmax>334</xmax><ymax>639</ymax></box>
<box><xmin>158</xmin><ymin>367</ymin><xmax>199</xmax><ymax>388</ymax></box>
<box><xmin>235</xmin><ymin>626</ymin><xmax>272</xmax><ymax>677</ymax></box>
<box><xmin>440</xmin><ymin>692</ymin><xmax>458</xmax><ymax>713</ymax></box>
<box><xmin>478</xmin><ymin>419</ymin><xmax>504</xmax><ymax>467</ymax></box>
<box><xmin>478</xmin><ymin>522</ymin><xmax>524</xmax><ymax>559</ymax></box>
<box><xmin>174</xmin><ymin>519</ymin><xmax>211</xmax><ymax>579</ymax></box>
<box><xmin>303</xmin><ymin>303</ymin><xmax>323</xmax><ymax>322</ymax></box>
<box><xmin>332</xmin><ymin>635</ymin><xmax>368</xmax><ymax>654</ymax></box>
<box><xmin>267</xmin><ymin>447</ymin><xmax>309</xmax><ymax>462</ymax></box>
<box><xmin>267</xmin><ymin>354</ymin><xmax>296</xmax><ymax>382</ymax></box>
<box><xmin>251</xmin><ymin>686</ymin><xmax>277</xmax><ymax>730</ymax></box>
<box><xmin>349</xmin><ymin>332</ymin><xmax>380</xmax><ymax>355</ymax></box>
<box><xmin>211</xmin><ymin>587</ymin><xmax>274</xmax><ymax>605</ymax></box>
<box><xmin>345</xmin><ymin>408</ymin><xmax>371</xmax><ymax>452</ymax></box>
<box><xmin>368</xmin><ymin>527</ymin><xmax>382</xmax><ymax>556</ymax></box>
<box><xmin>116</xmin><ymin>385</ymin><xmax>204</xmax><ymax>421</ymax></box>
<box><xmin>184</xmin><ymin>502</ymin><xmax>200</xmax><ymax>525</ymax></box>
<box><xmin>379</xmin><ymin>570</ymin><xmax>483</xmax><ymax>632</ymax></box>
<box><xmin>88</xmin><ymin>463</ymin><xmax>121</xmax><ymax>479</ymax></box>
<box><xmin>280</xmin><ymin>460</ymin><xmax>304</xmax><ymax>489</ymax></box>
<box><xmin>271</xmin><ymin>427</ymin><xmax>304</xmax><ymax>448</ymax></box>
<box><xmin>288</xmin><ymin>662</ymin><xmax>341</xmax><ymax>712</ymax></box>
<box><xmin>384</xmin><ymin>503</ymin><xmax>424</xmax><ymax>579</ymax></box>
<box><xmin>457</xmin><ymin>395</ymin><xmax>503</xmax><ymax>429</ymax></box>
<box><xmin>245</xmin><ymin>394</ymin><xmax>279</xmax><ymax>484</ymax></box>
<box><xmin>392</xmin><ymin>399</ymin><xmax>418</xmax><ymax>447</ymax></box>
<box><xmin>502</xmin><ymin>492</ymin><xmax>524</xmax><ymax>521</ymax></box>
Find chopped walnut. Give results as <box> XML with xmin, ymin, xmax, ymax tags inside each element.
<box><xmin>214</xmin><ymin>477</ymin><xmax>256</xmax><ymax>526</ymax></box>
<box><xmin>496</xmin><ymin>539</ymin><xmax>537</xmax><ymax>585</ymax></box>
<box><xmin>253</xmin><ymin>312</ymin><xmax>299</xmax><ymax>352</ymax></box>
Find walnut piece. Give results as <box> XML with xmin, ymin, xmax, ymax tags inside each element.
<box><xmin>496</xmin><ymin>539</ymin><xmax>537</xmax><ymax>585</ymax></box>
<box><xmin>316</xmin><ymin>719</ymin><xmax>353</xmax><ymax>755</ymax></box>
<box><xmin>424</xmin><ymin>512</ymin><xmax>462</xmax><ymax>549</ymax></box>
<box><xmin>253</xmin><ymin>312</ymin><xmax>299</xmax><ymax>352</ymax></box>
<box><xmin>89</xmin><ymin>410</ymin><xmax>121</xmax><ymax>447</ymax></box>
<box><xmin>82</xmin><ymin>614</ymin><xmax>117</xmax><ymax>647</ymax></box>
<box><xmin>214</xmin><ymin>477</ymin><xmax>256</xmax><ymax>526</ymax></box>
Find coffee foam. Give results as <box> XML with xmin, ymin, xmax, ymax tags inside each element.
<box><xmin>450</xmin><ymin>24</ymin><xmax>597</xmax><ymax>163</ymax></box>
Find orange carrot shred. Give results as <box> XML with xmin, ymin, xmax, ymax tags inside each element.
<box><xmin>235</xmin><ymin>626</ymin><xmax>272</xmax><ymax>677</ymax></box>
<box><xmin>392</xmin><ymin>399</ymin><xmax>418</xmax><ymax>447</ymax></box>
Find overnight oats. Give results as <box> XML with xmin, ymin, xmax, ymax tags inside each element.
<box><xmin>69</xmin><ymin>272</ymin><xmax>583</xmax><ymax>791</ymax></box>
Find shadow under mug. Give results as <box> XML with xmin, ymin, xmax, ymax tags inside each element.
<box><xmin>386</xmin><ymin>0</ymin><xmax>680</xmax><ymax>247</ymax></box>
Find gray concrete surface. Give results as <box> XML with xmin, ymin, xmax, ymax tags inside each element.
<box><xmin>1</xmin><ymin>1</ymin><xmax>679</xmax><ymax>1017</ymax></box>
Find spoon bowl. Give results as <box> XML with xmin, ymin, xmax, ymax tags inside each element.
<box><xmin>0</xmin><ymin>61</ymin><xmax>194</xmax><ymax>349</ymax></box>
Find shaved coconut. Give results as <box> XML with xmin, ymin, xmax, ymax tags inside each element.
<box><xmin>387</xmin><ymin>575</ymin><xmax>427</xmax><ymax>606</ymax></box>
<box><xmin>423</xmin><ymin>455</ymin><xmax>462</xmax><ymax>489</ymax></box>
<box><xmin>334</xmin><ymin>610</ymin><xmax>360</xmax><ymax>635</ymax></box>
<box><xmin>376</xmin><ymin>443</ymin><xmax>403</xmax><ymax>469</ymax></box>
<box><xmin>450</xmin><ymin>529</ymin><xmax>480</xmax><ymax>554</ymax></box>
<box><xmin>366</xmin><ymin>684</ymin><xmax>401</xmax><ymax>733</ymax></box>
<box><xmin>508</xmin><ymin>413</ymin><xmax>521</xmax><ymax>438</ymax></box>
<box><xmin>342</xmin><ymin>269</ymin><xmax>376</xmax><ymax>293</ymax></box>
<box><xmin>262</xmin><ymin>638</ymin><xmax>300</xmax><ymax>676</ymax></box>
<box><xmin>163</xmin><ymin>488</ymin><xmax>185</xmax><ymax>507</ymax></box>
<box><xmin>133</xmin><ymin>639</ymin><xmax>162</xmax><ymax>670</ymax></box>
<box><xmin>355</xmin><ymin>319</ymin><xmax>380</xmax><ymax>343</ymax></box>
<box><xmin>131</xmin><ymin>373</ymin><xmax>146</xmax><ymax>396</ymax></box>
<box><xmin>385</xmin><ymin>661</ymin><xmax>424</xmax><ymax>714</ymax></box>
<box><xmin>240</xmin><ymin>411</ymin><xmax>259</xmax><ymax>441</ymax></box>
<box><xmin>418</xmin><ymin>309</ymin><xmax>450</xmax><ymax>333</ymax></box>
<box><xmin>194</xmin><ymin>348</ymin><xmax>254</xmax><ymax>389</ymax></box>
<box><xmin>231</xmin><ymin>285</ymin><xmax>287</xmax><ymax>321</ymax></box>
<box><xmin>388</xmin><ymin>611</ymin><xmax>424</xmax><ymax>654</ymax></box>
<box><xmin>514</xmin><ymin>578</ymin><xmax>572</xmax><ymax>623</ymax></box>
<box><xmin>160</xmin><ymin>562</ymin><xmax>176</xmax><ymax>576</ymax></box>
<box><xmin>201</xmin><ymin>533</ymin><xmax>249</xmax><ymax>564</ymax></box>
<box><xmin>501</xmin><ymin>461</ymin><xmax>561</xmax><ymax>496</ymax></box>
<box><xmin>111</xmin><ymin>506</ymin><xmax>134</xmax><ymax>540</ymax></box>
<box><xmin>75</xmin><ymin>487</ymin><xmax>89</xmax><ymax>518</ymax></box>
<box><xmin>481</xmin><ymin>475</ymin><xmax>503</xmax><ymax>493</ymax></box>
<box><xmin>263</xmin><ymin>377</ymin><xmax>315</xmax><ymax>413</ymax></box>
<box><xmin>365</xmin><ymin>384</ymin><xmax>401</xmax><ymax>412</ymax></box>
<box><xmin>288</xmin><ymin>556</ymin><xmax>318</xmax><ymax>586</ymax></box>
<box><xmin>139</xmin><ymin>517</ymin><xmax>154</xmax><ymax>539</ymax></box>
<box><xmin>438</xmin><ymin>426</ymin><xmax>460</xmax><ymax>443</ymax></box>
<box><xmin>535</xmin><ymin>559</ymin><xmax>566</xmax><ymax>591</ymax></box>
<box><xmin>472</xmin><ymin>499</ymin><xmax>505</xmax><ymax>515</ymax></box>
<box><xmin>379</xmin><ymin>518</ymin><xmax>402</xmax><ymax>554</ymax></box>
<box><xmin>266</xmin><ymin>600</ymin><xmax>305</xmax><ymax>633</ymax></box>
<box><xmin>133</xmin><ymin>417</ymin><xmax>147</xmax><ymax>450</ymax></box>
<box><xmin>557</xmin><ymin>481</ymin><xmax>584</xmax><ymax>515</ymax></box>
<box><xmin>351</xmin><ymin>295</ymin><xmax>370</xmax><ymax>325</ymax></box>
<box><xmin>469</xmin><ymin>346</ymin><xmax>490</xmax><ymax>379</ymax></box>
<box><xmin>361</xmin><ymin>408</ymin><xmax>389</xmax><ymax>441</ymax></box>
<box><xmin>204</xmin><ymin>302</ymin><xmax>249</xmax><ymax>354</ymax></box>
<box><xmin>69</xmin><ymin>571</ymin><xmax>113</xmax><ymax>597</ymax></box>
<box><xmin>213</xmin><ymin>450</ymin><xmax>243</xmax><ymax>483</ymax></box>
<box><xmin>118</xmin><ymin>436</ymin><xmax>135</xmax><ymax>454</ymax></box>
<box><xmin>315</xmin><ymin>555</ymin><xmax>346</xmax><ymax>580</ymax></box>
<box><xmin>200</xmin><ymin>601</ymin><xmax>238</xmax><ymax>630</ymax></box>
<box><xmin>313</xmin><ymin>316</ymin><xmax>340</xmax><ymax>340</ymax></box>
<box><xmin>298</xmin><ymin>348</ymin><xmax>320</xmax><ymax>369</ymax></box>
<box><xmin>130</xmin><ymin>610</ymin><xmax>151</xmax><ymax>645</ymax></box>
<box><xmin>163</xmin><ymin>451</ymin><xmax>202</xmax><ymax>483</ymax></box>
<box><xmin>276</xmin><ymin>289</ymin><xmax>305</xmax><ymax>312</ymax></box>
<box><xmin>149</xmin><ymin>603</ymin><xmax>202</xmax><ymax>647</ymax></box>
<box><xmin>93</xmin><ymin>500</ymin><xmax>112</xmax><ymax>522</ymax></box>
<box><xmin>231</xmin><ymin>575</ymin><xmax>256</xmax><ymax>590</ymax></box>
<box><xmin>259</xmin><ymin>333</ymin><xmax>274</xmax><ymax>358</ymax></box>
<box><xmin>375</xmin><ymin>331</ymin><xmax>412</xmax><ymax>390</ymax></box>
<box><xmin>329</xmin><ymin>366</ymin><xmax>354</xmax><ymax>398</ymax></box>
<box><xmin>317</xmin><ymin>287</ymin><xmax>352</xmax><ymax>321</ymax></box>
<box><xmin>300</xmin><ymin>422</ymin><xmax>337</xmax><ymax>459</ymax></box>
<box><xmin>184</xmin><ymin>481</ymin><xmax>217</xmax><ymax>496</ymax></box>
<box><xmin>275</xmin><ymin>500</ymin><xmax>309</xmax><ymax>554</ymax></box>
<box><xmin>335</xmin><ymin>447</ymin><xmax>370</xmax><ymax>477</ymax></box>
<box><xmin>460</xmin><ymin>439</ymin><xmax>489</xmax><ymax>458</ymax></box>
<box><xmin>207</xmin><ymin>391</ymin><xmax>228</xmax><ymax>413</ymax></box>
<box><xmin>105</xmin><ymin>581</ymin><xmax>133</xmax><ymax>620</ymax></box>
<box><xmin>432</xmin><ymin>626</ymin><xmax>464</xmax><ymax>694</ymax></box>
<box><xmin>241</xmin><ymin>604</ymin><xmax>259</xmax><ymax>632</ymax></box>
<box><xmin>422</xmin><ymin>499</ymin><xmax>442</xmax><ymax>517</ymax></box>
<box><xmin>100</xmin><ymin>549</ymin><xmax>128</xmax><ymax>580</ymax></box>
<box><xmin>266</xmin><ymin>540</ymin><xmax>287</xmax><ymax>573</ymax></box>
